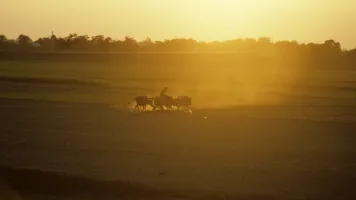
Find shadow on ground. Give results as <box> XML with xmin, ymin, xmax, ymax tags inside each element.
<box><xmin>0</xmin><ymin>165</ymin><xmax>283</xmax><ymax>200</ymax></box>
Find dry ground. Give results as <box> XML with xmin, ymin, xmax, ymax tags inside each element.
<box><xmin>1</xmin><ymin>59</ymin><xmax>356</xmax><ymax>199</ymax></box>
<box><xmin>0</xmin><ymin>98</ymin><xmax>356</xmax><ymax>200</ymax></box>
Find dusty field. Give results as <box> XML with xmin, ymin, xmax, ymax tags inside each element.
<box><xmin>1</xmin><ymin>98</ymin><xmax>356</xmax><ymax>199</ymax></box>
<box><xmin>0</xmin><ymin>59</ymin><xmax>356</xmax><ymax>199</ymax></box>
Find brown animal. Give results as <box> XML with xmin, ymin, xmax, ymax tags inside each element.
<box><xmin>174</xmin><ymin>96</ymin><xmax>192</xmax><ymax>110</ymax></box>
<box><xmin>128</xmin><ymin>96</ymin><xmax>154</xmax><ymax>112</ymax></box>
<box><xmin>153</xmin><ymin>95</ymin><xmax>175</xmax><ymax>111</ymax></box>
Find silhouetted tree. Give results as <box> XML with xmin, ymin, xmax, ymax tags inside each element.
<box><xmin>0</xmin><ymin>35</ymin><xmax>6</xmax><ymax>43</ymax></box>
<box><xmin>139</xmin><ymin>38</ymin><xmax>155</xmax><ymax>51</ymax></box>
<box><xmin>243</xmin><ymin>38</ymin><xmax>257</xmax><ymax>50</ymax></box>
<box><xmin>0</xmin><ymin>35</ymin><xmax>8</xmax><ymax>50</ymax></box>
<box><xmin>0</xmin><ymin>33</ymin><xmax>356</xmax><ymax>68</ymax></box>
<box><xmin>35</xmin><ymin>37</ymin><xmax>52</xmax><ymax>51</ymax></box>
<box><xmin>122</xmin><ymin>36</ymin><xmax>138</xmax><ymax>51</ymax></box>
<box><xmin>91</xmin><ymin>35</ymin><xmax>112</xmax><ymax>52</ymax></box>
<box><xmin>71</xmin><ymin>35</ymin><xmax>90</xmax><ymax>51</ymax></box>
<box><xmin>17</xmin><ymin>34</ymin><xmax>33</xmax><ymax>51</ymax></box>
<box><xmin>275</xmin><ymin>40</ymin><xmax>301</xmax><ymax>63</ymax></box>
<box><xmin>257</xmin><ymin>37</ymin><xmax>272</xmax><ymax>53</ymax></box>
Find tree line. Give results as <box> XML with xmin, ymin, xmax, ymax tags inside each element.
<box><xmin>0</xmin><ymin>33</ymin><xmax>356</xmax><ymax>68</ymax></box>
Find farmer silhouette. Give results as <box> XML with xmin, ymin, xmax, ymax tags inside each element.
<box><xmin>160</xmin><ymin>87</ymin><xmax>168</xmax><ymax>97</ymax></box>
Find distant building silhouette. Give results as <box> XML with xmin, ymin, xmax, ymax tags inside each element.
<box><xmin>50</xmin><ymin>31</ymin><xmax>55</xmax><ymax>52</ymax></box>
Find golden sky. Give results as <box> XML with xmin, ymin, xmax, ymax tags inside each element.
<box><xmin>1</xmin><ymin>0</ymin><xmax>355</xmax><ymax>48</ymax></box>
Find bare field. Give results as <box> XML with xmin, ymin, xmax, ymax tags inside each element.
<box><xmin>1</xmin><ymin>58</ymin><xmax>356</xmax><ymax>199</ymax></box>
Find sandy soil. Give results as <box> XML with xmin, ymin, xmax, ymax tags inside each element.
<box><xmin>0</xmin><ymin>97</ymin><xmax>356</xmax><ymax>199</ymax></box>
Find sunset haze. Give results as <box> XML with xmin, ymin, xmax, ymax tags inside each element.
<box><xmin>1</xmin><ymin>0</ymin><xmax>356</xmax><ymax>48</ymax></box>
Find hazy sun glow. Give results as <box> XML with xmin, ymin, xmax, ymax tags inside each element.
<box><xmin>1</xmin><ymin>0</ymin><xmax>356</xmax><ymax>48</ymax></box>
